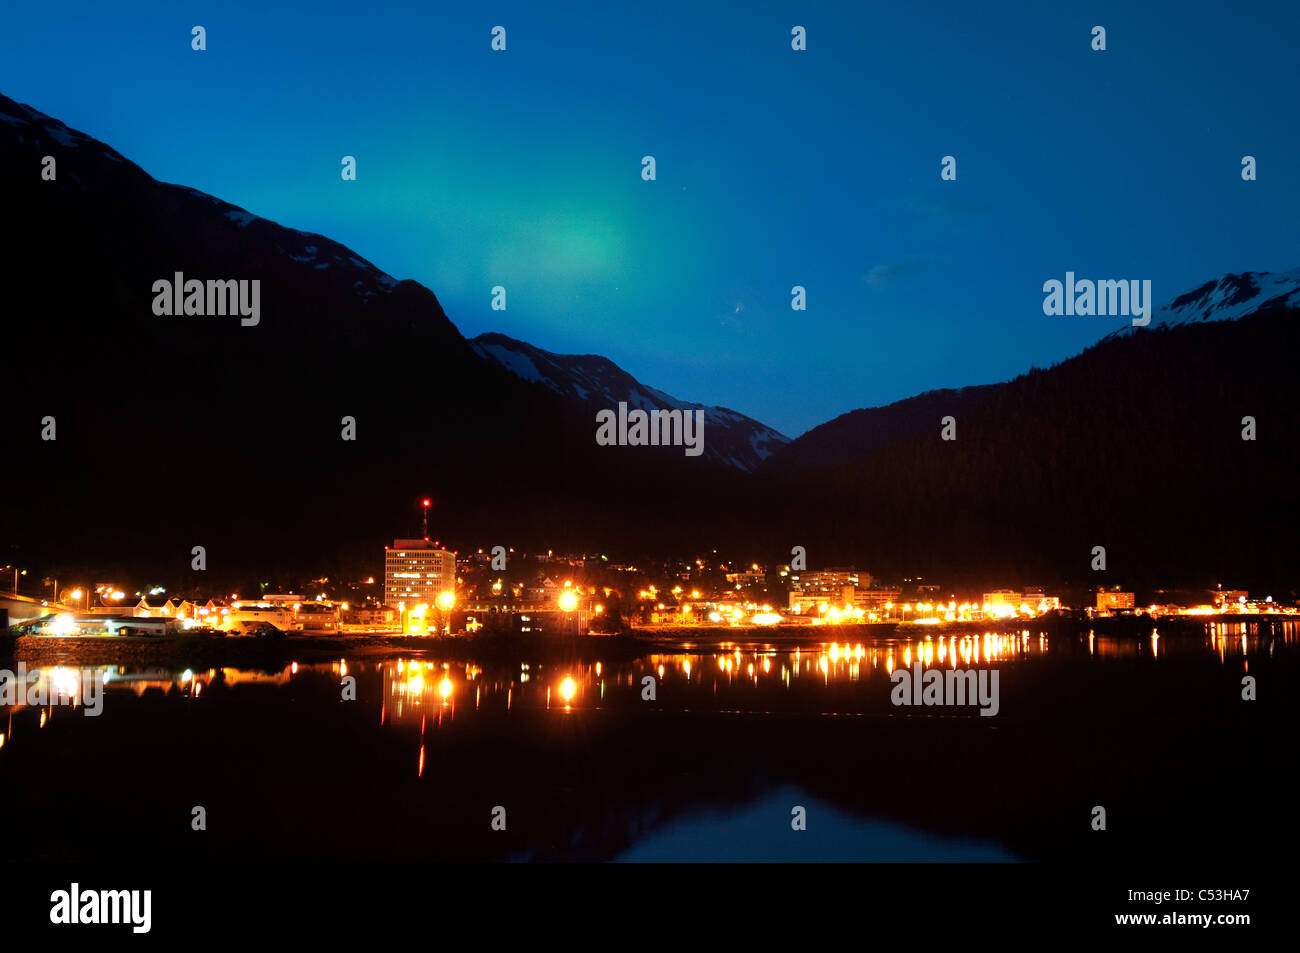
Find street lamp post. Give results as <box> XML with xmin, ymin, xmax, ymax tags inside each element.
<box><xmin>2</xmin><ymin>566</ymin><xmax>26</xmax><ymax>595</ymax></box>
<box><xmin>558</xmin><ymin>589</ymin><xmax>579</xmax><ymax>635</ymax></box>
<box><xmin>436</xmin><ymin>591</ymin><xmax>455</xmax><ymax>635</ymax></box>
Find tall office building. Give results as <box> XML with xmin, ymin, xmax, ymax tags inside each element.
<box><xmin>1095</xmin><ymin>590</ymin><xmax>1135</xmax><ymax>611</ymax></box>
<box><xmin>384</xmin><ymin>539</ymin><xmax>457</xmax><ymax>607</ymax></box>
<box><xmin>789</xmin><ymin>568</ymin><xmax>866</xmax><ymax>596</ymax></box>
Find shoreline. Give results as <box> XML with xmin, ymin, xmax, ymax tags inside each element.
<box><xmin>1</xmin><ymin>631</ymin><xmax>657</xmax><ymax>669</ymax></box>
<box><xmin>1</xmin><ymin>614</ymin><xmax>1286</xmax><ymax>668</ymax></box>
<box><xmin>632</xmin><ymin>613</ymin><xmax>1286</xmax><ymax>643</ymax></box>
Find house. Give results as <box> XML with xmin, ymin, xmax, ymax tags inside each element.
<box><xmin>134</xmin><ymin>597</ymin><xmax>181</xmax><ymax>618</ymax></box>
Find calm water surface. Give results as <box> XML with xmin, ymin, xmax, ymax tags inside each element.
<box><xmin>2</xmin><ymin>622</ymin><xmax>1295</xmax><ymax>862</ymax></box>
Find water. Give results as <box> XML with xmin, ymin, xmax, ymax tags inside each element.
<box><xmin>1</xmin><ymin>622</ymin><xmax>1295</xmax><ymax>862</ymax></box>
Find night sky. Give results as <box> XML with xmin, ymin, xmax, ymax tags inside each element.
<box><xmin>3</xmin><ymin>1</ymin><xmax>1297</xmax><ymax>436</ymax></box>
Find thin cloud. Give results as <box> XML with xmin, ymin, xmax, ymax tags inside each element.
<box><xmin>905</xmin><ymin>190</ymin><xmax>988</xmax><ymax>222</ymax></box>
<box><xmin>865</xmin><ymin>261</ymin><xmax>923</xmax><ymax>289</ymax></box>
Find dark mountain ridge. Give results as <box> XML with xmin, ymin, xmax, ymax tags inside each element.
<box><xmin>760</xmin><ymin>384</ymin><xmax>997</xmax><ymax>477</ymax></box>
<box><xmin>753</xmin><ymin>308</ymin><xmax>1299</xmax><ymax>593</ymax></box>
<box><xmin>2</xmin><ymin>91</ymin><xmax>1296</xmax><ymax>594</ymax></box>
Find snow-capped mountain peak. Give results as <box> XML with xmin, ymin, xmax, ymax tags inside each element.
<box><xmin>1153</xmin><ymin>266</ymin><xmax>1300</xmax><ymax>327</ymax></box>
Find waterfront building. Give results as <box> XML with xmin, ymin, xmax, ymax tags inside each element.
<box><xmin>1096</xmin><ymin>591</ymin><xmax>1136</xmax><ymax>611</ymax></box>
<box><xmin>384</xmin><ymin>539</ymin><xmax>457</xmax><ymax>607</ymax></box>
<box><xmin>788</xmin><ymin>585</ymin><xmax>900</xmax><ymax>616</ymax></box>
<box><xmin>982</xmin><ymin>590</ymin><xmax>1023</xmax><ymax>609</ymax></box>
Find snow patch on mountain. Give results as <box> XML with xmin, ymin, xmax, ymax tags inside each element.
<box><xmin>1157</xmin><ymin>267</ymin><xmax>1300</xmax><ymax>325</ymax></box>
<box><xmin>1101</xmin><ymin>266</ymin><xmax>1300</xmax><ymax>347</ymax></box>
<box><xmin>0</xmin><ymin>98</ymin><xmax>134</xmax><ymax>166</ymax></box>
<box><xmin>1109</xmin><ymin>267</ymin><xmax>1300</xmax><ymax>340</ymax></box>
<box><xmin>469</xmin><ymin>332</ymin><xmax>789</xmax><ymax>472</ymax></box>
<box><xmin>46</xmin><ymin>125</ymin><xmax>85</xmax><ymax>148</ymax></box>
<box><xmin>474</xmin><ymin>340</ymin><xmax>546</xmax><ymax>384</ymax></box>
<box><xmin>1</xmin><ymin>94</ymin><xmax>404</xmax><ymax>307</ymax></box>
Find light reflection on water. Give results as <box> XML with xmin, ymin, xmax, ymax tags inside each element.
<box><xmin>374</xmin><ymin>622</ymin><xmax>1294</xmax><ymax>723</ymax></box>
<box><xmin>0</xmin><ymin>663</ymin><xmax>296</xmax><ymax>747</ymax></box>
<box><xmin>2</xmin><ymin>621</ymin><xmax>1293</xmax><ymax>748</ymax></box>
<box><xmin>0</xmin><ymin>663</ymin><xmax>290</xmax><ymax>714</ymax></box>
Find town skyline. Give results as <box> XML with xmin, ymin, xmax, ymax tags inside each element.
<box><xmin>5</xmin><ymin>521</ymin><xmax>1290</xmax><ymax>639</ymax></box>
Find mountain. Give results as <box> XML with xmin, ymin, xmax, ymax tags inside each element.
<box><xmin>1147</xmin><ymin>266</ymin><xmax>1300</xmax><ymax>328</ymax></box>
<box><xmin>767</xmin><ymin>266</ymin><xmax>1300</xmax><ymax>479</ymax></box>
<box><xmin>753</xmin><ymin>270</ymin><xmax>1300</xmax><ymax>591</ymax></box>
<box><xmin>469</xmin><ymin>332</ymin><xmax>788</xmax><ymax>472</ymax></box>
<box><xmin>2</xmin><ymin>91</ymin><xmax>1296</xmax><ymax>592</ymax></box>
<box><xmin>1091</xmin><ymin>265</ymin><xmax>1300</xmax><ymax>345</ymax></box>
<box><xmin>0</xmin><ymin>92</ymin><xmax>749</xmax><ymax>582</ymax></box>
<box><xmin>760</xmin><ymin>384</ymin><xmax>996</xmax><ymax>477</ymax></box>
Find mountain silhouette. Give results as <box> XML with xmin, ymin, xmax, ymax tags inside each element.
<box><xmin>757</xmin><ymin>290</ymin><xmax>1300</xmax><ymax>592</ymax></box>
<box><xmin>0</xmin><ymin>92</ymin><xmax>747</xmax><ymax>585</ymax></box>
<box><xmin>1</xmin><ymin>91</ymin><xmax>1296</xmax><ymax>595</ymax></box>
<box><xmin>470</xmin><ymin>332</ymin><xmax>788</xmax><ymax>472</ymax></box>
